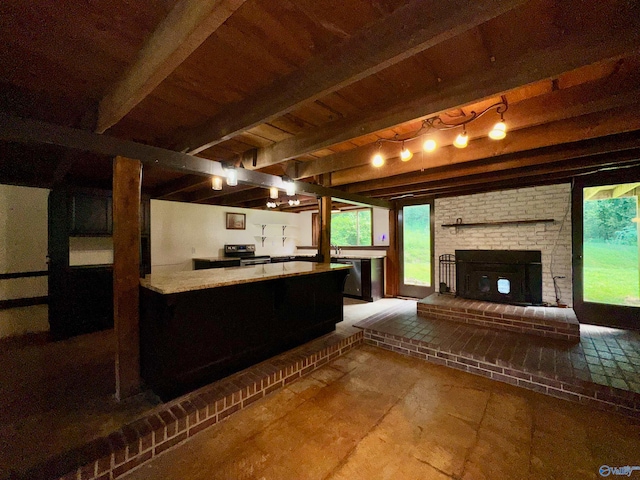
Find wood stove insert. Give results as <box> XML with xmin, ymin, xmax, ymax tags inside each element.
<box><xmin>455</xmin><ymin>250</ymin><xmax>543</xmax><ymax>306</ymax></box>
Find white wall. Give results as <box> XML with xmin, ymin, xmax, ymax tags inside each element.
<box><xmin>0</xmin><ymin>185</ymin><xmax>49</xmax><ymax>301</ymax></box>
<box><xmin>373</xmin><ymin>208</ymin><xmax>390</xmax><ymax>246</ymax></box>
<box><xmin>151</xmin><ymin>200</ymin><xmax>309</xmax><ymax>273</ymax></box>
<box><xmin>69</xmin><ymin>237</ymin><xmax>114</xmax><ymax>266</ymax></box>
<box><xmin>434</xmin><ymin>184</ymin><xmax>573</xmax><ymax>306</ymax></box>
<box><xmin>0</xmin><ymin>185</ymin><xmax>49</xmax><ymax>338</ymax></box>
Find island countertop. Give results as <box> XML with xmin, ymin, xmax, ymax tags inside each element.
<box><xmin>140</xmin><ymin>261</ymin><xmax>351</xmax><ymax>295</ymax></box>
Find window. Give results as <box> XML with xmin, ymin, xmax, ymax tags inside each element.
<box><xmin>331</xmin><ymin>209</ymin><xmax>372</xmax><ymax>246</ymax></box>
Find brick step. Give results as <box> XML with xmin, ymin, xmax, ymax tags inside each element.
<box><xmin>417</xmin><ymin>293</ymin><xmax>580</xmax><ymax>342</ymax></box>
<box><xmin>23</xmin><ymin>329</ymin><xmax>363</xmax><ymax>480</ymax></box>
<box><xmin>355</xmin><ymin>304</ymin><xmax>640</xmax><ymax>419</ymax></box>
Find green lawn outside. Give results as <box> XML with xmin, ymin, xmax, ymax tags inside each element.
<box><xmin>403</xmin><ymin>229</ymin><xmax>431</xmax><ymax>287</ymax></box>
<box><xmin>583</xmin><ymin>241</ymin><xmax>640</xmax><ymax>306</ymax></box>
<box><xmin>404</xmin><ymin>262</ymin><xmax>431</xmax><ymax>286</ymax></box>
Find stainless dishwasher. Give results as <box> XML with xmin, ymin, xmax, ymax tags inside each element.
<box><xmin>337</xmin><ymin>259</ymin><xmax>362</xmax><ymax>297</ymax></box>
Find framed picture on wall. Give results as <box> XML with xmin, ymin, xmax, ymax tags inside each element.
<box><xmin>226</xmin><ymin>212</ymin><xmax>246</xmax><ymax>230</ymax></box>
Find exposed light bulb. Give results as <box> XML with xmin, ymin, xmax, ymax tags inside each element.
<box><xmin>288</xmin><ymin>198</ymin><xmax>300</xmax><ymax>206</ymax></box>
<box><xmin>266</xmin><ymin>201</ymin><xmax>277</xmax><ymax>209</ymax></box>
<box><xmin>423</xmin><ymin>139</ymin><xmax>437</xmax><ymax>152</ymax></box>
<box><xmin>211</xmin><ymin>176</ymin><xmax>223</xmax><ymax>190</ymax></box>
<box><xmin>489</xmin><ymin>121</ymin><xmax>507</xmax><ymax>140</ymax></box>
<box><xmin>225</xmin><ymin>167</ymin><xmax>238</xmax><ymax>186</ymax></box>
<box><xmin>269</xmin><ymin>187</ymin><xmax>278</xmax><ymax>199</ymax></box>
<box><xmin>400</xmin><ymin>147</ymin><xmax>413</xmax><ymax>161</ymax></box>
<box><xmin>372</xmin><ymin>153</ymin><xmax>384</xmax><ymax>167</ymax></box>
<box><xmin>453</xmin><ymin>131</ymin><xmax>468</xmax><ymax>148</ymax></box>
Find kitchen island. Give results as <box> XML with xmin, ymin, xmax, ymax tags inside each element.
<box><xmin>139</xmin><ymin>262</ymin><xmax>351</xmax><ymax>399</ymax></box>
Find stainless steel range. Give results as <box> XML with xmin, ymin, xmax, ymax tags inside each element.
<box><xmin>224</xmin><ymin>244</ymin><xmax>271</xmax><ymax>266</ymax></box>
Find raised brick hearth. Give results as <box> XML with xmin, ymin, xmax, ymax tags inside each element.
<box><xmin>356</xmin><ymin>301</ymin><xmax>640</xmax><ymax>419</ymax></box>
<box><xmin>417</xmin><ymin>294</ymin><xmax>580</xmax><ymax>342</ymax></box>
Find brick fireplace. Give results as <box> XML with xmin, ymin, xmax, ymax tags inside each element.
<box><xmin>434</xmin><ymin>184</ymin><xmax>572</xmax><ymax>306</ymax></box>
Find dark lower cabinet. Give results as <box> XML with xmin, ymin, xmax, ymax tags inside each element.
<box><xmin>140</xmin><ymin>269</ymin><xmax>348</xmax><ymax>400</ymax></box>
<box><xmin>48</xmin><ymin>266</ymin><xmax>113</xmax><ymax>340</ymax></box>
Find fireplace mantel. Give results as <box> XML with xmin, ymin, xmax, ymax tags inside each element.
<box><xmin>441</xmin><ymin>218</ymin><xmax>555</xmax><ymax>228</ymax></box>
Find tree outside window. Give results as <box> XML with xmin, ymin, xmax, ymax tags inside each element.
<box><xmin>331</xmin><ymin>209</ymin><xmax>372</xmax><ymax>246</ymax></box>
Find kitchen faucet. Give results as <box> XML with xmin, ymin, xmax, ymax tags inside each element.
<box><xmin>331</xmin><ymin>244</ymin><xmax>341</xmax><ymax>256</ymax></box>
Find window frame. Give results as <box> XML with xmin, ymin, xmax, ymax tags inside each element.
<box><xmin>312</xmin><ymin>207</ymin><xmax>374</xmax><ymax>247</ymax></box>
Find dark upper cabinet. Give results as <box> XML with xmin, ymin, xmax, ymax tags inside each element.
<box><xmin>70</xmin><ymin>192</ymin><xmax>113</xmax><ymax>236</ymax></box>
<box><xmin>68</xmin><ymin>190</ymin><xmax>150</xmax><ymax>237</ymax></box>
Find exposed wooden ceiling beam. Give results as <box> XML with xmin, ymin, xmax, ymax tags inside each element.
<box><xmin>176</xmin><ymin>0</ymin><xmax>529</xmax><ymax>154</ymax></box>
<box><xmin>0</xmin><ymin>112</ymin><xmax>390</xmax><ymax>209</ymax></box>
<box><xmin>204</xmin><ymin>187</ymin><xmax>268</xmax><ymax>206</ymax></box>
<box><xmin>296</xmin><ymin>71</ymin><xmax>640</xmax><ymax>179</ymax></box>
<box><xmin>251</xmin><ymin>25</ymin><xmax>640</xmax><ymax>171</ymax></box>
<box><xmin>188</xmin><ymin>183</ymin><xmax>255</xmax><ymax>203</ymax></box>
<box><xmin>359</xmin><ymin>154</ymin><xmax>640</xmax><ymax>201</ymax></box>
<box><xmin>152</xmin><ymin>174</ymin><xmax>210</xmax><ymax>198</ymax></box>
<box><xmin>332</xmin><ymin>104</ymin><xmax>640</xmax><ymax>187</ymax></box>
<box><xmin>345</xmin><ymin>131</ymin><xmax>640</xmax><ymax>197</ymax></box>
<box><xmin>95</xmin><ymin>0</ymin><xmax>247</xmax><ymax>133</ymax></box>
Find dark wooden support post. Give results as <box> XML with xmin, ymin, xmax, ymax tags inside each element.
<box><xmin>386</xmin><ymin>205</ymin><xmax>399</xmax><ymax>297</ymax></box>
<box><xmin>320</xmin><ymin>196</ymin><xmax>332</xmax><ymax>263</ymax></box>
<box><xmin>113</xmin><ymin>156</ymin><xmax>142</xmax><ymax>401</ymax></box>
<box><xmin>636</xmin><ymin>188</ymin><xmax>640</xmax><ymax>299</ymax></box>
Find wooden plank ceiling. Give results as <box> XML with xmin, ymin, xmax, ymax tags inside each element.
<box><xmin>1</xmin><ymin>0</ymin><xmax>639</xmax><ymax>211</ymax></box>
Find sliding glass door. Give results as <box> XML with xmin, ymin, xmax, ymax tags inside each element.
<box><xmin>398</xmin><ymin>201</ymin><xmax>434</xmax><ymax>298</ymax></box>
<box><xmin>573</xmin><ymin>172</ymin><xmax>640</xmax><ymax>329</ymax></box>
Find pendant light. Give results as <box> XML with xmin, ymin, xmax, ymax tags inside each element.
<box><xmin>211</xmin><ymin>176</ymin><xmax>223</xmax><ymax>190</ymax></box>
<box><xmin>269</xmin><ymin>187</ymin><xmax>278</xmax><ymax>199</ymax></box>
<box><xmin>225</xmin><ymin>166</ymin><xmax>238</xmax><ymax>186</ymax></box>
<box><xmin>453</xmin><ymin>129</ymin><xmax>469</xmax><ymax>148</ymax></box>
<box><xmin>400</xmin><ymin>141</ymin><xmax>413</xmax><ymax>161</ymax></box>
<box><xmin>489</xmin><ymin>118</ymin><xmax>507</xmax><ymax>140</ymax></box>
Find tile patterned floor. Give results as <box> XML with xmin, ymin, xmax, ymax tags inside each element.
<box><xmin>0</xmin><ymin>300</ymin><xmax>395</xmax><ymax>480</ymax></box>
<box><xmin>122</xmin><ymin>345</ymin><xmax>640</xmax><ymax>480</ymax></box>
<box><xmin>356</xmin><ymin>300</ymin><xmax>640</xmax><ymax>396</ymax></box>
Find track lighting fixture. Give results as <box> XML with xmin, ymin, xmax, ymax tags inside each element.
<box><xmin>370</xmin><ymin>96</ymin><xmax>508</xmax><ymax>165</ymax></box>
